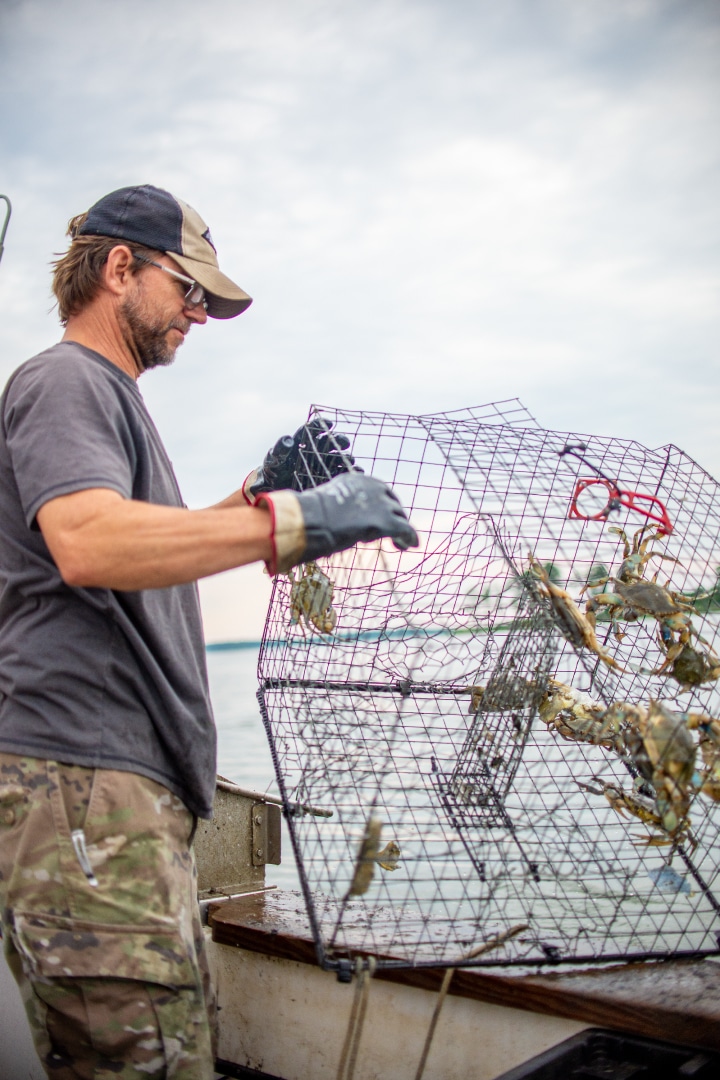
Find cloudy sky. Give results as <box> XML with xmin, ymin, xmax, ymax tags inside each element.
<box><xmin>0</xmin><ymin>0</ymin><xmax>718</xmax><ymax>641</ymax></box>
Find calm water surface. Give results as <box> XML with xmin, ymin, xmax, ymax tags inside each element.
<box><xmin>207</xmin><ymin>646</ymin><xmax>300</xmax><ymax>890</ymax></box>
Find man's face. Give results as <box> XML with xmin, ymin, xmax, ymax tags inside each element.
<box><xmin>119</xmin><ymin>255</ymin><xmax>207</xmax><ymax>372</ymax></box>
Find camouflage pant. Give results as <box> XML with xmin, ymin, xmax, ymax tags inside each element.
<box><xmin>0</xmin><ymin>753</ymin><xmax>217</xmax><ymax>1079</ymax></box>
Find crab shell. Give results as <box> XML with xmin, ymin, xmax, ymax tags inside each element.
<box><xmin>698</xmin><ymin>740</ymin><xmax>720</xmax><ymax>802</ymax></box>
<box><xmin>635</xmin><ymin>702</ymin><xmax>697</xmax><ymax>832</ymax></box>
<box><xmin>637</xmin><ymin>702</ymin><xmax>697</xmax><ymax>778</ymax></box>
<box><xmin>539</xmin><ymin>681</ymin><xmax>604</xmax><ymax>740</ymax></box>
<box><xmin>552</xmin><ymin>709</ymin><xmax>606</xmax><ymax>743</ymax></box>
<box><xmin>601</xmin><ymin>783</ymin><xmax>660</xmax><ymax>827</ymax></box>
<box><xmin>684</xmin><ymin>714</ymin><xmax>720</xmax><ymax>802</ymax></box>
<box><xmin>609</xmin><ymin>580</ymin><xmax>692</xmax><ymax>618</ymax></box>
<box><xmin>538</xmin><ymin>682</ymin><xmax>576</xmax><ymax>726</ymax></box>
<box><xmin>289</xmin><ymin>562</ymin><xmax>337</xmax><ymax>634</ymax></box>
<box><xmin>670</xmin><ymin>644</ymin><xmax>720</xmax><ymax>687</ymax></box>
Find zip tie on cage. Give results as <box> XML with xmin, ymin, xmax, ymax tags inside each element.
<box><xmin>413</xmin><ymin>924</ymin><xmax>528</xmax><ymax>1080</ymax></box>
<box><xmin>558</xmin><ymin>443</ymin><xmax>673</xmax><ymax>536</ymax></box>
<box><xmin>336</xmin><ymin>956</ymin><xmax>377</xmax><ymax>1080</ymax></box>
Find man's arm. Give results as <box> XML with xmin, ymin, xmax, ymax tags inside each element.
<box><xmin>208</xmin><ymin>488</ymin><xmax>251</xmax><ymax>511</ymax></box>
<box><xmin>37</xmin><ymin>488</ymin><xmax>273</xmax><ymax>591</ymax></box>
<box><xmin>38</xmin><ymin>472</ymin><xmax>419</xmax><ymax>590</ymax></box>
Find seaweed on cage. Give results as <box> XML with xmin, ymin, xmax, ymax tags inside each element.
<box><xmin>257</xmin><ymin>401</ymin><xmax>720</xmax><ymax>972</ymax></box>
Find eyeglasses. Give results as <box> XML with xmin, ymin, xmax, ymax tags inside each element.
<box><xmin>133</xmin><ymin>254</ymin><xmax>208</xmax><ymax>310</ymax></box>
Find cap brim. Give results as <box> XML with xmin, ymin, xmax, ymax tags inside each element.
<box><xmin>171</xmin><ymin>253</ymin><xmax>253</xmax><ymax>319</ymax></box>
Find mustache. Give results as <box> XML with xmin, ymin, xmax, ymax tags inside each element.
<box><xmin>166</xmin><ymin>319</ymin><xmax>191</xmax><ymax>336</ymax></box>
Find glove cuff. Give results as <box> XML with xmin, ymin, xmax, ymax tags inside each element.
<box><xmin>241</xmin><ymin>468</ymin><xmax>264</xmax><ymax>505</ymax></box>
<box><xmin>256</xmin><ymin>490</ymin><xmax>307</xmax><ymax>574</ymax></box>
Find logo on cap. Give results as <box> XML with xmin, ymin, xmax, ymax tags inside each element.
<box><xmin>202</xmin><ymin>227</ymin><xmax>217</xmax><ymax>253</ymax></box>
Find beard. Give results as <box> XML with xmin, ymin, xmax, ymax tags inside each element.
<box><xmin>119</xmin><ymin>288</ymin><xmax>189</xmax><ymax>371</ymax></box>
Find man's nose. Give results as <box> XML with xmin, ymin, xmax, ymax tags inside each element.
<box><xmin>187</xmin><ymin>301</ymin><xmax>208</xmax><ymax>325</ymax></box>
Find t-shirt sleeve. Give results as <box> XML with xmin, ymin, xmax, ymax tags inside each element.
<box><xmin>2</xmin><ymin>355</ymin><xmax>137</xmax><ymax>527</ymax></box>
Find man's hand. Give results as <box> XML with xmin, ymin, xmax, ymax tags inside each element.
<box><xmin>243</xmin><ymin>417</ymin><xmax>357</xmax><ymax>501</ymax></box>
<box><xmin>257</xmin><ymin>472</ymin><xmax>419</xmax><ymax>574</ymax></box>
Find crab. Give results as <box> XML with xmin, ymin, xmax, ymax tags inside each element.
<box><xmin>596</xmin><ymin>700</ymin><xmax>645</xmax><ymax>752</ymax></box>
<box><xmin>591</xmin><ymin>526</ymin><xmax>681</xmax><ymax>587</ymax></box>
<box><xmin>465</xmin><ymin>672</ymin><xmax>541</xmax><ymax>714</ymax></box>
<box><xmin>287</xmin><ymin>561</ymin><xmax>337</xmax><ymax>634</ymax></box>
<box><xmin>685</xmin><ymin>713</ymin><xmax>720</xmax><ymax>803</ymax></box>
<box><xmin>527</xmin><ymin>554</ymin><xmax>625</xmax><ymax>671</ymax></box>
<box><xmin>347</xmin><ymin>821</ymin><xmax>402</xmax><ymax>896</ymax></box>
<box><xmin>376</xmin><ymin>840</ymin><xmax>402</xmax><ymax>871</ymax></box>
<box><xmin>620</xmin><ymin>701</ymin><xmax>698</xmax><ymax>834</ymax></box>
<box><xmin>538</xmin><ymin>679</ymin><xmax>622</xmax><ymax>750</ymax></box>
<box><xmin>579</xmin><ymin>779</ymin><xmax>696</xmax><ymax>851</ymax></box>
<box><xmin>653</xmin><ymin>634</ymin><xmax>720</xmax><ymax>686</ymax></box>
<box><xmin>585</xmin><ymin>577</ymin><xmax>699</xmax><ymax>647</ymax></box>
<box><xmin>579</xmin><ymin>527</ymin><xmax>700</xmax><ymax>645</ymax></box>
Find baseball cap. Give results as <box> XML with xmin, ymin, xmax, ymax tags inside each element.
<box><xmin>78</xmin><ymin>185</ymin><xmax>252</xmax><ymax>319</ymax></box>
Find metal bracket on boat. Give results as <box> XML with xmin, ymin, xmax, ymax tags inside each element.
<box><xmin>251</xmin><ymin>802</ymin><xmax>282</xmax><ymax>866</ymax></box>
<box><xmin>199</xmin><ymin>885</ymin><xmax>277</xmax><ymax>926</ymax></box>
<box><xmin>215</xmin><ymin>775</ymin><xmax>332</xmax><ymax>819</ymax></box>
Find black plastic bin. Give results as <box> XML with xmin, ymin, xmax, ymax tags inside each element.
<box><xmin>492</xmin><ymin>1028</ymin><xmax>720</xmax><ymax>1080</ymax></box>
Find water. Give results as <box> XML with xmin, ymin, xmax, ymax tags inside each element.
<box><xmin>208</xmin><ymin>646</ymin><xmax>300</xmax><ymax>890</ymax></box>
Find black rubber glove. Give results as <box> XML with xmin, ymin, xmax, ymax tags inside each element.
<box><xmin>257</xmin><ymin>472</ymin><xmax>419</xmax><ymax>573</ymax></box>
<box><xmin>247</xmin><ymin>417</ymin><xmax>357</xmax><ymax>498</ymax></box>
<box><xmin>296</xmin><ymin>472</ymin><xmax>419</xmax><ymax>561</ymax></box>
<box><xmin>293</xmin><ymin>417</ymin><xmax>358</xmax><ymax>490</ymax></box>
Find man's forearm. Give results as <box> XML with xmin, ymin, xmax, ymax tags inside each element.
<box><xmin>208</xmin><ymin>487</ymin><xmax>252</xmax><ymax>511</ymax></box>
<box><xmin>37</xmin><ymin>488</ymin><xmax>273</xmax><ymax>591</ymax></box>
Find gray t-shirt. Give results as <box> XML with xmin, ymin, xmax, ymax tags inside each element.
<box><xmin>0</xmin><ymin>341</ymin><xmax>216</xmax><ymax>818</ymax></box>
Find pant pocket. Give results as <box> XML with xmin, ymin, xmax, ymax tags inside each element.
<box><xmin>10</xmin><ymin>909</ymin><xmax>200</xmax><ymax>988</ymax></box>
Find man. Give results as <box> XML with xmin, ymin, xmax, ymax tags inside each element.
<box><xmin>0</xmin><ymin>184</ymin><xmax>417</xmax><ymax>1079</ymax></box>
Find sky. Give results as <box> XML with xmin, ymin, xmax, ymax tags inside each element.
<box><xmin>0</xmin><ymin>0</ymin><xmax>718</xmax><ymax>641</ymax></box>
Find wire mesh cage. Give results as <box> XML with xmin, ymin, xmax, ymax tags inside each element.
<box><xmin>257</xmin><ymin>401</ymin><xmax>720</xmax><ymax>971</ymax></box>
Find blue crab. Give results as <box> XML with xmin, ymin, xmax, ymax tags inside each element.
<box><xmin>287</xmin><ymin>561</ymin><xmax>337</xmax><ymax>634</ymax></box>
<box><xmin>602</xmin><ymin>700</ymin><xmax>698</xmax><ymax>835</ymax></box>
<box><xmin>580</xmin><ymin>527</ymin><xmax>699</xmax><ymax>647</ymax></box>
<box><xmin>653</xmin><ymin>634</ymin><xmax>720</xmax><ymax>687</ymax></box>
<box><xmin>527</xmin><ymin>554</ymin><xmax>624</xmax><ymax>671</ymax></box>
<box><xmin>685</xmin><ymin>712</ymin><xmax>720</xmax><ymax>803</ymax></box>
<box><xmin>585</xmin><ymin>576</ymin><xmax>700</xmax><ymax>647</ymax></box>
<box><xmin>538</xmin><ymin>679</ymin><xmax>623</xmax><ymax>751</ymax></box>
<box><xmin>579</xmin><ymin>779</ymin><xmax>697</xmax><ymax>851</ymax></box>
<box><xmin>594</xmin><ymin>526</ymin><xmax>681</xmax><ymax>587</ymax></box>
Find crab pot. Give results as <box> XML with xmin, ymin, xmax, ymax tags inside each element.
<box><xmin>258</xmin><ymin>402</ymin><xmax>720</xmax><ymax>972</ymax></box>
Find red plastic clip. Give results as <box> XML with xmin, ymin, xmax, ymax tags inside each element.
<box><xmin>568</xmin><ymin>477</ymin><xmax>673</xmax><ymax>537</ymax></box>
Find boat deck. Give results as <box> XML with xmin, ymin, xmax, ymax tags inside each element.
<box><xmin>210</xmin><ymin>888</ymin><xmax>720</xmax><ymax>1052</ymax></box>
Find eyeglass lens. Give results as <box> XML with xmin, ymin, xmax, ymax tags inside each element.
<box><xmin>184</xmin><ymin>282</ymin><xmax>206</xmax><ymax>306</ymax></box>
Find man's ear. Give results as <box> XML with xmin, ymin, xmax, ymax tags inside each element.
<box><xmin>103</xmin><ymin>245</ymin><xmax>136</xmax><ymax>298</ymax></box>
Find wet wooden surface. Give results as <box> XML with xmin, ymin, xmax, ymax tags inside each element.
<box><xmin>210</xmin><ymin>889</ymin><xmax>720</xmax><ymax>1051</ymax></box>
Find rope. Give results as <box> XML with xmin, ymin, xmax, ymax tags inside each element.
<box><xmin>336</xmin><ymin>956</ymin><xmax>377</xmax><ymax>1080</ymax></box>
<box><xmin>413</xmin><ymin>923</ymin><xmax>528</xmax><ymax>1080</ymax></box>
